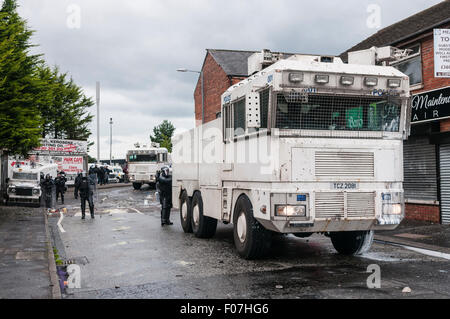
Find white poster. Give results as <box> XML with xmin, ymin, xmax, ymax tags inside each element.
<box><xmin>434</xmin><ymin>29</ymin><xmax>450</xmax><ymax>78</ymax></box>
<box><xmin>32</xmin><ymin>139</ymin><xmax>88</xmax><ymax>155</ymax></box>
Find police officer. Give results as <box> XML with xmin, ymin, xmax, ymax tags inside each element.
<box><xmin>55</xmin><ymin>172</ymin><xmax>67</xmax><ymax>205</ymax></box>
<box><xmin>156</xmin><ymin>166</ymin><xmax>172</xmax><ymax>226</ymax></box>
<box><xmin>74</xmin><ymin>172</ymin><xmax>95</xmax><ymax>220</ymax></box>
<box><xmin>41</xmin><ymin>174</ymin><xmax>54</xmax><ymax>208</ymax></box>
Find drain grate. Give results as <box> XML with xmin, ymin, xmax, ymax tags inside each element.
<box><xmin>63</xmin><ymin>256</ymin><xmax>89</xmax><ymax>265</ymax></box>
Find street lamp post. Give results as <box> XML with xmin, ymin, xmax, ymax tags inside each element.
<box><xmin>177</xmin><ymin>68</ymin><xmax>204</xmax><ymax>124</ymax></box>
<box><xmin>96</xmin><ymin>82</ymin><xmax>100</xmax><ymax>163</ymax></box>
<box><xmin>109</xmin><ymin>117</ymin><xmax>113</xmax><ymax>166</ymax></box>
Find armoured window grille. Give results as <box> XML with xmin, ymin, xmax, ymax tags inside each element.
<box><xmin>259</xmin><ymin>89</ymin><xmax>270</xmax><ymax>129</ymax></box>
<box><xmin>234</xmin><ymin>99</ymin><xmax>246</xmax><ymax>137</ymax></box>
<box><xmin>275</xmin><ymin>94</ymin><xmax>401</xmax><ymax>132</ymax></box>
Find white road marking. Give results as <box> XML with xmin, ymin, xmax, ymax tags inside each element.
<box><xmin>375</xmin><ymin>239</ymin><xmax>450</xmax><ymax>261</ymax></box>
<box><xmin>112</xmin><ymin>226</ymin><xmax>131</xmax><ymax>231</ymax></box>
<box><xmin>57</xmin><ymin>210</ymin><xmax>66</xmax><ymax>233</ymax></box>
<box><xmin>128</xmin><ymin>207</ymin><xmax>144</xmax><ymax>215</ymax></box>
<box><xmin>403</xmin><ymin>246</ymin><xmax>450</xmax><ymax>261</ymax></box>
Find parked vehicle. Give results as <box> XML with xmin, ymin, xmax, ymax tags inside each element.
<box><xmin>172</xmin><ymin>48</ymin><xmax>411</xmax><ymax>259</ymax></box>
<box><xmin>6</xmin><ymin>162</ymin><xmax>58</xmax><ymax>206</ymax></box>
<box><xmin>108</xmin><ymin>165</ymin><xmax>125</xmax><ymax>183</ymax></box>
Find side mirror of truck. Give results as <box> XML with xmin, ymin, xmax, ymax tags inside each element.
<box><xmin>246</xmin><ymin>92</ymin><xmax>261</xmax><ymax>128</ymax></box>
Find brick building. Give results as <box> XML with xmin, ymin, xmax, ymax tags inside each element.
<box><xmin>342</xmin><ymin>1</ymin><xmax>450</xmax><ymax>223</ymax></box>
<box><xmin>193</xmin><ymin>49</ymin><xmax>255</xmax><ymax>124</ymax></box>
<box><xmin>193</xmin><ymin>49</ymin><xmax>297</xmax><ymax>124</ymax></box>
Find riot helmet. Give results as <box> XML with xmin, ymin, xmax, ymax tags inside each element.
<box><xmin>161</xmin><ymin>166</ymin><xmax>170</xmax><ymax>178</ymax></box>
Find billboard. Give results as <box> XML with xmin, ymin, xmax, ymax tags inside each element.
<box><xmin>32</xmin><ymin>139</ymin><xmax>88</xmax><ymax>155</ymax></box>
<box><xmin>434</xmin><ymin>29</ymin><xmax>450</xmax><ymax>78</ymax></box>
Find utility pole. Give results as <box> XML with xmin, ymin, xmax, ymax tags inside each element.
<box><xmin>96</xmin><ymin>82</ymin><xmax>100</xmax><ymax>163</ymax></box>
<box><xmin>109</xmin><ymin>117</ymin><xmax>113</xmax><ymax>166</ymax></box>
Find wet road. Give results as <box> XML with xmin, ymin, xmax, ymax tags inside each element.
<box><xmin>50</xmin><ymin>185</ymin><xmax>450</xmax><ymax>299</ymax></box>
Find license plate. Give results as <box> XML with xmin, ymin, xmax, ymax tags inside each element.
<box><xmin>331</xmin><ymin>182</ymin><xmax>359</xmax><ymax>190</ymax></box>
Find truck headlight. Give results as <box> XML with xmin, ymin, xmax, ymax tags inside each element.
<box><xmin>315</xmin><ymin>74</ymin><xmax>329</xmax><ymax>84</ymax></box>
<box><xmin>33</xmin><ymin>189</ymin><xmax>39</xmax><ymax>194</ymax></box>
<box><xmin>289</xmin><ymin>72</ymin><xmax>303</xmax><ymax>83</ymax></box>
<box><xmin>9</xmin><ymin>188</ymin><xmax>16</xmax><ymax>193</ymax></box>
<box><xmin>364</xmin><ymin>77</ymin><xmax>378</xmax><ymax>86</ymax></box>
<box><xmin>382</xmin><ymin>204</ymin><xmax>403</xmax><ymax>215</ymax></box>
<box><xmin>340</xmin><ymin>76</ymin><xmax>354</xmax><ymax>86</ymax></box>
<box><xmin>275</xmin><ymin>205</ymin><xmax>306</xmax><ymax>217</ymax></box>
<box><xmin>387</xmin><ymin>79</ymin><xmax>401</xmax><ymax>88</ymax></box>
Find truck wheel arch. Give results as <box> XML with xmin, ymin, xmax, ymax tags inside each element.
<box><xmin>230</xmin><ymin>190</ymin><xmax>252</xmax><ymax>224</ymax></box>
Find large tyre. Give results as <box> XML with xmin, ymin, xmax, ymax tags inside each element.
<box><xmin>132</xmin><ymin>183</ymin><xmax>142</xmax><ymax>190</ymax></box>
<box><xmin>179</xmin><ymin>190</ymin><xmax>193</xmax><ymax>233</ymax></box>
<box><xmin>330</xmin><ymin>230</ymin><xmax>374</xmax><ymax>255</ymax></box>
<box><xmin>233</xmin><ymin>195</ymin><xmax>272</xmax><ymax>260</ymax></box>
<box><xmin>190</xmin><ymin>192</ymin><xmax>217</xmax><ymax>238</ymax></box>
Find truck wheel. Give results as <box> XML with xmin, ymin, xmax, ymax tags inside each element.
<box><xmin>132</xmin><ymin>183</ymin><xmax>142</xmax><ymax>190</ymax></box>
<box><xmin>180</xmin><ymin>190</ymin><xmax>192</xmax><ymax>233</ymax></box>
<box><xmin>233</xmin><ymin>195</ymin><xmax>271</xmax><ymax>260</ymax></box>
<box><xmin>190</xmin><ymin>192</ymin><xmax>217</xmax><ymax>238</ymax></box>
<box><xmin>330</xmin><ymin>230</ymin><xmax>374</xmax><ymax>255</ymax></box>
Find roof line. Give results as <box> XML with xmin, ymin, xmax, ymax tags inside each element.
<box><xmin>388</xmin><ymin>17</ymin><xmax>450</xmax><ymax>46</ymax></box>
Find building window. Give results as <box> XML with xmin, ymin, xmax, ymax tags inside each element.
<box><xmin>233</xmin><ymin>98</ymin><xmax>246</xmax><ymax>137</ymax></box>
<box><xmin>391</xmin><ymin>44</ymin><xmax>422</xmax><ymax>86</ymax></box>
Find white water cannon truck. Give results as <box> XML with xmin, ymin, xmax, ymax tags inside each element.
<box><xmin>126</xmin><ymin>142</ymin><xmax>170</xmax><ymax>190</ymax></box>
<box><xmin>172</xmin><ymin>48</ymin><xmax>411</xmax><ymax>259</ymax></box>
<box><xmin>7</xmin><ymin>162</ymin><xmax>58</xmax><ymax>206</ymax></box>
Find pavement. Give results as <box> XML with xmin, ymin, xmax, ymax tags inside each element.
<box><xmin>0</xmin><ymin>205</ymin><xmax>57</xmax><ymax>299</ymax></box>
<box><xmin>375</xmin><ymin>219</ymin><xmax>450</xmax><ymax>254</ymax></box>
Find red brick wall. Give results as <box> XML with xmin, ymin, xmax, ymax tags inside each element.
<box><xmin>194</xmin><ymin>53</ymin><xmax>248</xmax><ymax>125</ymax></box>
<box><xmin>398</xmin><ymin>27</ymin><xmax>450</xmax><ymax>224</ymax></box>
<box><xmin>440</xmin><ymin>119</ymin><xmax>450</xmax><ymax>132</ymax></box>
<box><xmin>413</xmin><ymin>34</ymin><xmax>450</xmax><ymax>97</ymax></box>
<box><xmin>194</xmin><ymin>54</ymin><xmax>231</xmax><ymax>125</ymax></box>
<box><xmin>405</xmin><ymin>203</ymin><xmax>440</xmax><ymax>223</ymax></box>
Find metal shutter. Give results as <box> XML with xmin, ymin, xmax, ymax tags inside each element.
<box><xmin>403</xmin><ymin>137</ymin><xmax>437</xmax><ymax>201</ymax></box>
<box><xmin>439</xmin><ymin>144</ymin><xmax>450</xmax><ymax>224</ymax></box>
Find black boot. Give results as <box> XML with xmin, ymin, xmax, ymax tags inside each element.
<box><xmin>81</xmin><ymin>213</ymin><xmax>85</xmax><ymax>220</ymax></box>
<box><xmin>163</xmin><ymin>208</ymin><xmax>173</xmax><ymax>225</ymax></box>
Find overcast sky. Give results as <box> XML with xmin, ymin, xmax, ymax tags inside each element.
<box><xmin>11</xmin><ymin>0</ymin><xmax>443</xmax><ymax>160</ymax></box>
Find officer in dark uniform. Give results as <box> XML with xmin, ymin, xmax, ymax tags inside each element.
<box><xmin>55</xmin><ymin>172</ymin><xmax>67</xmax><ymax>205</ymax></box>
<box><xmin>41</xmin><ymin>174</ymin><xmax>54</xmax><ymax>208</ymax></box>
<box><xmin>74</xmin><ymin>172</ymin><xmax>95</xmax><ymax>220</ymax></box>
<box><xmin>156</xmin><ymin>166</ymin><xmax>172</xmax><ymax>226</ymax></box>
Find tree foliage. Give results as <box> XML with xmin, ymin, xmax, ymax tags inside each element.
<box><xmin>150</xmin><ymin>120</ymin><xmax>175</xmax><ymax>152</ymax></box>
<box><xmin>0</xmin><ymin>0</ymin><xmax>42</xmax><ymax>156</ymax></box>
<box><xmin>36</xmin><ymin>64</ymin><xmax>94</xmax><ymax>140</ymax></box>
<box><xmin>0</xmin><ymin>0</ymin><xmax>94</xmax><ymax>157</ymax></box>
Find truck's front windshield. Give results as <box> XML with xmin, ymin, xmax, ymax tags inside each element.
<box><xmin>275</xmin><ymin>93</ymin><xmax>402</xmax><ymax>132</ymax></box>
<box><xmin>128</xmin><ymin>153</ymin><xmax>157</xmax><ymax>163</ymax></box>
<box><xmin>12</xmin><ymin>172</ymin><xmax>38</xmax><ymax>180</ymax></box>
